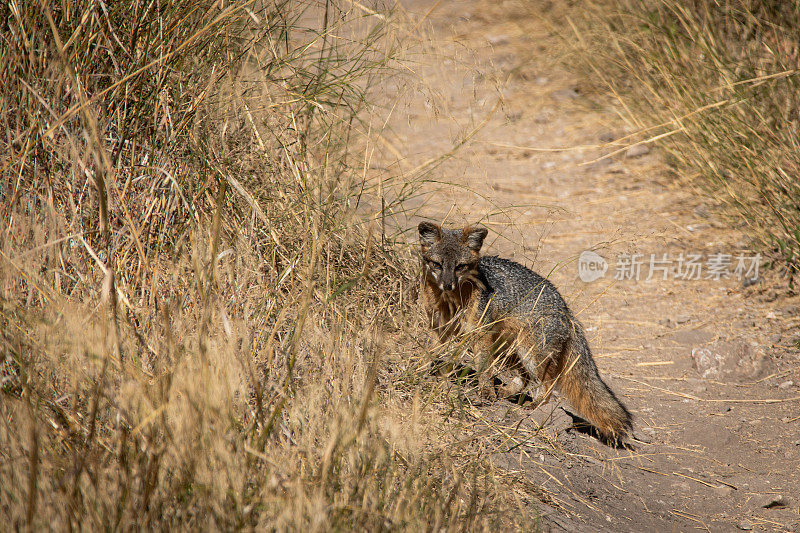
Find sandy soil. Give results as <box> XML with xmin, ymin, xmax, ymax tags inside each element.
<box><xmin>373</xmin><ymin>0</ymin><xmax>800</xmax><ymax>530</ymax></box>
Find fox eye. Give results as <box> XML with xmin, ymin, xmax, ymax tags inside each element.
<box><xmin>427</xmin><ymin>260</ymin><xmax>441</xmax><ymax>271</ymax></box>
<box><xmin>455</xmin><ymin>263</ymin><xmax>469</xmax><ymax>272</ymax></box>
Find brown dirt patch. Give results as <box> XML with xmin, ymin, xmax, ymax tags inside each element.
<box><xmin>378</xmin><ymin>1</ymin><xmax>800</xmax><ymax>530</ymax></box>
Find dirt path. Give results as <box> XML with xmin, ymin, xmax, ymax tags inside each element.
<box><xmin>378</xmin><ymin>1</ymin><xmax>800</xmax><ymax>530</ymax></box>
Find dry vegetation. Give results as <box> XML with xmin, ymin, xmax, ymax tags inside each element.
<box><xmin>0</xmin><ymin>1</ymin><xmax>536</xmax><ymax>529</ymax></box>
<box><xmin>573</xmin><ymin>0</ymin><xmax>800</xmax><ymax>277</ymax></box>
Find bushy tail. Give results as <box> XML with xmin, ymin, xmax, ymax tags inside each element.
<box><xmin>557</xmin><ymin>330</ymin><xmax>632</xmax><ymax>443</ymax></box>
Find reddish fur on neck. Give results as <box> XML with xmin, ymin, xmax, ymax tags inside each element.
<box><xmin>423</xmin><ymin>274</ymin><xmax>478</xmax><ymax>340</ymax></box>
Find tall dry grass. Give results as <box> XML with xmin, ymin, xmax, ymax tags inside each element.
<box><xmin>573</xmin><ymin>0</ymin><xmax>800</xmax><ymax>277</ymax></box>
<box><xmin>0</xmin><ymin>1</ymin><xmax>535</xmax><ymax>529</ymax></box>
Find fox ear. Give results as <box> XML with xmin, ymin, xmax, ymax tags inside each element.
<box><xmin>418</xmin><ymin>222</ymin><xmax>441</xmax><ymax>248</ymax></box>
<box><xmin>463</xmin><ymin>226</ymin><xmax>488</xmax><ymax>252</ymax></box>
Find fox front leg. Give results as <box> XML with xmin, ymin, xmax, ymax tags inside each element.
<box><xmin>497</xmin><ymin>371</ymin><xmax>528</xmax><ymax>399</ymax></box>
<box><xmin>476</xmin><ymin>365</ymin><xmax>498</xmax><ymax>401</ymax></box>
<box><xmin>473</xmin><ymin>335</ymin><xmax>499</xmax><ymax>401</ymax></box>
<box><xmin>473</xmin><ymin>331</ymin><xmax>528</xmax><ymax>401</ymax></box>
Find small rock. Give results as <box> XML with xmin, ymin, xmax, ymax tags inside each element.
<box><xmin>742</xmin><ymin>276</ymin><xmax>759</xmax><ymax>288</ymax></box>
<box><xmin>658</xmin><ymin>317</ymin><xmax>674</xmax><ymax>328</ymax></box>
<box><xmin>633</xmin><ymin>429</ymin><xmax>654</xmax><ymax>443</ymax></box>
<box><xmin>541</xmin><ymin>161</ymin><xmax>556</xmax><ymax>170</ymax></box>
<box><xmin>687</xmin><ymin>223</ymin><xmax>710</xmax><ymax>232</ymax></box>
<box><xmin>736</xmin><ymin>320</ymin><xmax>756</xmax><ymax>328</ymax></box>
<box><xmin>625</xmin><ymin>144</ymin><xmax>651</xmax><ymax>158</ymax></box>
<box><xmin>737</xmin><ymin>519</ymin><xmax>754</xmax><ymax>530</ymax></box>
<box><xmin>714</xmin><ymin>485</ymin><xmax>734</xmax><ymax>497</ymax></box>
<box><xmin>692</xmin><ymin>349</ymin><xmax>717</xmax><ymax>378</ymax></box>
<box><xmin>782</xmin><ymin>304</ymin><xmax>798</xmax><ymax>317</ymax></box>
<box><xmin>778</xmin><ymin>380</ymin><xmax>794</xmax><ymax>390</ymax></box>
<box><xmin>551</xmin><ymin>88</ymin><xmax>580</xmax><ymax>101</ymax></box>
<box><xmin>599</xmin><ymin>131</ymin><xmax>617</xmax><ymax>143</ymax></box>
<box><xmin>534</xmin><ymin>76</ymin><xmax>550</xmax><ymax>85</ymax></box>
<box><xmin>761</xmin><ymin>494</ymin><xmax>789</xmax><ymax>509</ymax></box>
<box><xmin>676</xmin><ymin>315</ymin><xmax>691</xmax><ymax>324</ymax></box>
<box><xmin>486</xmin><ymin>34</ymin><xmax>509</xmax><ymax>46</ymax></box>
<box><xmin>691</xmin><ymin>340</ymin><xmax>773</xmax><ymax>382</ymax></box>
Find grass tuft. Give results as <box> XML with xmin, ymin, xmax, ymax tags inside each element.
<box><xmin>0</xmin><ymin>1</ymin><xmax>534</xmax><ymax>529</ymax></box>
<box><xmin>572</xmin><ymin>0</ymin><xmax>800</xmax><ymax>277</ymax></box>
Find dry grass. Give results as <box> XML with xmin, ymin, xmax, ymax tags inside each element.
<box><xmin>0</xmin><ymin>1</ymin><xmax>537</xmax><ymax>529</ymax></box>
<box><xmin>570</xmin><ymin>0</ymin><xmax>800</xmax><ymax>277</ymax></box>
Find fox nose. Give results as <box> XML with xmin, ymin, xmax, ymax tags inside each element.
<box><xmin>445</xmin><ymin>281</ymin><xmax>456</xmax><ymax>291</ymax></box>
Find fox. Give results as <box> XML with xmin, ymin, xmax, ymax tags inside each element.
<box><xmin>418</xmin><ymin>221</ymin><xmax>632</xmax><ymax>443</ymax></box>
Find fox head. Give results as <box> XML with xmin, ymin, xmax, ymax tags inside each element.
<box><xmin>418</xmin><ymin>222</ymin><xmax>488</xmax><ymax>292</ymax></box>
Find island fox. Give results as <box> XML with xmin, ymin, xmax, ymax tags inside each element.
<box><xmin>418</xmin><ymin>222</ymin><xmax>632</xmax><ymax>443</ymax></box>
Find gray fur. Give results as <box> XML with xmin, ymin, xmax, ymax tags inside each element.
<box><xmin>476</xmin><ymin>255</ymin><xmax>570</xmax><ymax>320</ymax></box>
<box><xmin>475</xmin><ymin>254</ymin><xmax>631</xmax><ymax>438</ymax></box>
<box><xmin>418</xmin><ymin>223</ymin><xmax>633</xmax><ymax>442</ymax></box>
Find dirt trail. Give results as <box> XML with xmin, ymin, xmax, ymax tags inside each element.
<box><xmin>378</xmin><ymin>1</ymin><xmax>800</xmax><ymax>531</ymax></box>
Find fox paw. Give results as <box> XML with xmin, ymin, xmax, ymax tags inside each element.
<box><xmin>498</xmin><ymin>376</ymin><xmax>526</xmax><ymax>399</ymax></box>
<box><xmin>477</xmin><ymin>382</ymin><xmax>498</xmax><ymax>401</ymax></box>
